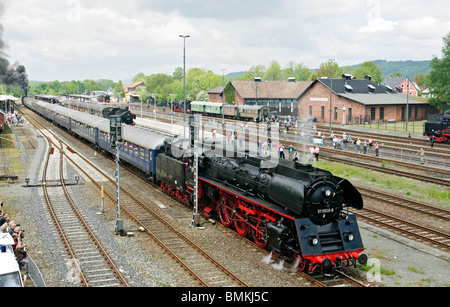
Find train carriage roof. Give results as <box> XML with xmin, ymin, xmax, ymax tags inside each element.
<box><xmin>48</xmin><ymin>102</ymin><xmax>167</xmax><ymax>150</ymax></box>
<box><xmin>238</xmin><ymin>105</ymin><xmax>266</xmax><ymax>110</ymax></box>
<box><xmin>51</xmin><ymin>103</ymin><xmax>108</xmax><ymax>128</ymax></box>
<box><xmin>191</xmin><ymin>101</ymin><xmax>224</xmax><ymax>107</ymax></box>
<box><xmin>122</xmin><ymin>126</ymin><xmax>167</xmax><ymax>149</ymax></box>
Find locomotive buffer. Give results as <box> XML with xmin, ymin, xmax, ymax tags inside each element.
<box><xmin>103</xmin><ymin>107</ymin><xmax>136</xmax><ymax>236</ymax></box>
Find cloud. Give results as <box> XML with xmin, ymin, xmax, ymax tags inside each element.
<box><xmin>358</xmin><ymin>18</ymin><xmax>399</xmax><ymax>34</ymax></box>
<box><xmin>0</xmin><ymin>0</ymin><xmax>449</xmax><ymax>81</ymax></box>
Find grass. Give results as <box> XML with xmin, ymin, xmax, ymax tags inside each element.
<box><xmin>348</xmin><ymin>120</ymin><xmax>426</xmax><ymax>135</ymax></box>
<box><xmin>0</xmin><ymin>126</ymin><xmax>27</xmax><ymax>179</ymax></box>
<box><xmin>359</xmin><ymin>262</ymin><xmax>396</xmax><ymax>276</ymax></box>
<box><xmin>312</xmin><ymin>160</ymin><xmax>450</xmax><ymax>206</ymax></box>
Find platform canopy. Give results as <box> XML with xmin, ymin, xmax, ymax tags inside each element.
<box><xmin>0</xmin><ymin>95</ymin><xmax>19</xmax><ymax>101</ymax></box>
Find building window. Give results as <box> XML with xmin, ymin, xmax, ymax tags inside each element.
<box><xmin>334</xmin><ymin>107</ymin><xmax>338</xmax><ymax>120</ymax></box>
<box><xmin>401</xmin><ymin>107</ymin><xmax>405</xmax><ymax>120</ymax></box>
<box><xmin>309</xmin><ymin>106</ymin><xmax>313</xmax><ymax>116</ymax></box>
<box><xmin>348</xmin><ymin>108</ymin><xmax>352</xmax><ymax>122</ymax></box>
<box><xmin>321</xmin><ymin>106</ymin><xmax>325</xmax><ymax>119</ymax></box>
<box><xmin>380</xmin><ymin>107</ymin><xmax>385</xmax><ymax>121</ymax></box>
<box><xmin>415</xmin><ymin>106</ymin><xmax>418</xmax><ymax>119</ymax></box>
<box><xmin>371</xmin><ymin>107</ymin><xmax>376</xmax><ymax>121</ymax></box>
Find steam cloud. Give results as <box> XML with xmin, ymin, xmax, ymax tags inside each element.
<box><xmin>0</xmin><ymin>2</ymin><xmax>29</xmax><ymax>94</ymax></box>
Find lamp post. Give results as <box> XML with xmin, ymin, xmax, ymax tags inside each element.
<box><xmin>222</xmin><ymin>68</ymin><xmax>226</xmax><ymax>125</ymax></box>
<box><xmin>180</xmin><ymin>34</ymin><xmax>190</xmax><ymax>138</ymax></box>
<box><xmin>406</xmin><ymin>71</ymin><xmax>410</xmax><ymax>132</ymax></box>
<box><xmin>329</xmin><ymin>59</ymin><xmax>335</xmax><ymax>136</ymax></box>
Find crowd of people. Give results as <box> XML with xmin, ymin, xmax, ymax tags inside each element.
<box><xmin>4</xmin><ymin>110</ymin><xmax>25</xmax><ymax>127</ymax></box>
<box><xmin>201</xmin><ymin>114</ymin><xmax>392</xmax><ymax>165</ymax></box>
<box><xmin>0</xmin><ymin>200</ymin><xmax>29</xmax><ymax>284</ymax></box>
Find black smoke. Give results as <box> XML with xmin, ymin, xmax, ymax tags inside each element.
<box><xmin>0</xmin><ymin>2</ymin><xmax>29</xmax><ymax>95</ymax></box>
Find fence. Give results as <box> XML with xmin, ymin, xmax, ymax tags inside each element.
<box><xmin>27</xmin><ymin>255</ymin><xmax>47</xmax><ymax>287</ymax></box>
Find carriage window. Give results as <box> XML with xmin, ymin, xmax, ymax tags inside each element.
<box><xmin>146</xmin><ymin>150</ymin><xmax>150</xmax><ymax>162</ymax></box>
<box><xmin>140</xmin><ymin>148</ymin><xmax>145</xmax><ymax>160</ymax></box>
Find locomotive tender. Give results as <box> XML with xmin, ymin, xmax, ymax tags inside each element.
<box><xmin>424</xmin><ymin>113</ymin><xmax>450</xmax><ymax>143</ymax></box>
<box><xmin>23</xmin><ymin>97</ymin><xmax>367</xmax><ymax>274</ymax></box>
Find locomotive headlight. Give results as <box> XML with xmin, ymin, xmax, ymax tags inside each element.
<box><xmin>323</xmin><ymin>189</ymin><xmax>332</xmax><ymax>197</ymax></box>
<box><xmin>344</xmin><ymin>232</ymin><xmax>354</xmax><ymax>242</ymax></box>
<box><xmin>309</xmin><ymin>236</ymin><xmax>319</xmax><ymax>246</ymax></box>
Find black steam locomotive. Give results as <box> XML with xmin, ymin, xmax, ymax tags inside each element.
<box><xmin>157</xmin><ymin>139</ymin><xmax>367</xmax><ymax>274</ymax></box>
<box><xmin>424</xmin><ymin>113</ymin><xmax>450</xmax><ymax>143</ymax></box>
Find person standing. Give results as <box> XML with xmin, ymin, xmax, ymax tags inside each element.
<box><xmin>288</xmin><ymin>145</ymin><xmax>294</xmax><ymax>160</ymax></box>
<box><xmin>374</xmin><ymin>142</ymin><xmax>380</xmax><ymax>157</ymax></box>
<box><xmin>279</xmin><ymin>144</ymin><xmax>285</xmax><ymax>159</ymax></box>
<box><xmin>430</xmin><ymin>135</ymin><xmax>435</xmax><ymax>148</ymax></box>
<box><xmin>417</xmin><ymin>148</ymin><xmax>425</xmax><ymax>165</ymax></box>
<box><xmin>314</xmin><ymin>146</ymin><xmax>320</xmax><ymax>161</ymax></box>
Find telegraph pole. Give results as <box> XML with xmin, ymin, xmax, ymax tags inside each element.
<box><xmin>406</xmin><ymin>71</ymin><xmax>410</xmax><ymax>132</ymax></box>
<box><xmin>180</xmin><ymin>34</ymin><xmax>190</xmax><ymax>138</ymax></box>
<box><xmin>329</xmin><ymin>59</ymin><xmax>335</xmax><ymax>135</ymax></box>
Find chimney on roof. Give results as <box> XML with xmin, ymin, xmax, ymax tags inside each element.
<box><xmin>254</xmin><ymin>77</ymin><xmax>262</xmax><ymax>82</ymax></box>
<box><xmin>364</xmin><ymin>75</ymin><xmax>372</xmax><ymax>81</ymax></box>
<box><xmin>288</xmin><ymin>77</ymin><xmax>296</xmax><ymax>82</ymax></box>
<box><xmin>342</xmin><ymin>74</ymin><xmax>353</xmax><ymax>80</ymax></box>
<box><xmin>368</xmin><ymin>84</ymin><xmax>376</xmax><ymax>94</ymax></box>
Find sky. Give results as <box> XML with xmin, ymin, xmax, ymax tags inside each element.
<box><xmin>1</xmin><ymin>0</ymin><xmax>449</xmax><ymax>82</ymax></box>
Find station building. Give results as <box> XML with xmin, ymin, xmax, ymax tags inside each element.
<box><xmin>223</xmin><ymin>79</ymin><xmax>313</xmax><ymax>117</ymax></box>
<box><xmin>298</xmin><ymin>75</ymin><xmax>430</xmax><ymax>124</ymax></box>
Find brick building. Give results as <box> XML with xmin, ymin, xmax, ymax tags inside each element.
<box><xmin>298</xmin><ymin>75</ymin><xmax>430</xmax><ymax>124</ymax></box>
<box><xmin>224</xmin><ymin>79</ymin><xmax>313</xmax><ymax>116</ymax></box>
<box><xmin>207</xmin><ymin>86</ymin><xmax>225</xmax><ymax>103</ymax></box>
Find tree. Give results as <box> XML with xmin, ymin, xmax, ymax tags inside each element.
<box><xmin>173</xmin><ymin>67</ymin><xmax>183</xmax><ymax>80</ymax></box>
<box><xmin>414</xmin><ymin>72</ymin><xmax>429</xmax><ymax>88</ymax></box>
<box><xmin>351</xmin><ymin>61</ymin><xmax>383</xmax><ymax>83</ymax></box>
<box><xmin>264</xmin><ymin>60</ymin><xmax>282</xmax><ymax>81</ymax></box>
<box><xmin>317</xmin><ymin>61</ymin><xmax>343</xmax><ymax>79</ymax></box>
<box><xmin>114</xmin><ymin>81</ymin><xmax>125</xmax><ymax>99</ymax></box>
<box><xmin>238</xmin><ymin>65</ymin><xmax>266</xmax><ymax>81</ymax></box>
<box><xmin>283</xmin><ymin>61</ymin><xmax>313</xmax><ymax>81</ymax></box>
<box><xmin>427</xmin><ymin>32</ymin><xmax>450</xmax><ymax>110</ymax></box>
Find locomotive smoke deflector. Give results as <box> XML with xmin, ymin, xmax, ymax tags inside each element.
<box><xmin>335</xmin><ymin>177</ymin><xmax>363</xmax><ymax>210</ymax></box>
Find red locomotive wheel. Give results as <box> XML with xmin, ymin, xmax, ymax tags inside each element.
<box><xmin>252</xmin><ymin>227</ymin><xmax>267</xmax><ymax>248</ymax></box>
<box><xmin>293</xmin><ymin>255</ymin><xmax>307</xmax><ymax>272</ymax></box>
<box><xmin>218</xmin><ymin>196</ymin><xmax>233</xmax><ymax>227</ymax></box>
<box><xmin>235</xmin><ymin>219</ymin><xmax>250</xmax><ymax>237</ymax></box>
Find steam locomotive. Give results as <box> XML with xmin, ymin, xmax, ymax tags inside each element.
<box><xmin>158</xmin><ymin>139</ymin><xmax>367</xmax><ymax>274</ymax></box>
<box><xmin>24</xmin><ymin>97</ymin><xmax>367</xmax><ymax>274</ymax></box>
<box><xmin>424</xmin><ymin>113</ymin><xmax>450</xmax><ymax>143</ymax></box>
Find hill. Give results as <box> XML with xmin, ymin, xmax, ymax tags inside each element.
<box><xmin>228</xmin><ymin>60</ymin><xmax>431</xmax><ymax>82</ymax></box>
<box><xmin>343</xmin><ymin>60</ymin><xmax>431</xmax><ymax>81</ymax></box>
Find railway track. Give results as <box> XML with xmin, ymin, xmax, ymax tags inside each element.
<box><xmin>22</xmin><ymin>107</ymin><xmax>248</xmax><ymax>287</ymax></box>
<box><xmin>357</xmin><ymin>185</ymin><xmax>450</xmax><ymax>221</ymax></box>
<box><xmin>323</xmin><ymin>153</ymin><xmax>450</xmax><ymax>187</ymax></box>
<box><xmin>353</xmin><ymin>207</ymin><xmax>450</xmax><ymax>254</ymax></box>
<box><xmin>135</xmin><ymin>110</ymin><xmax>450</xmax><ymax>185</ymax></box>
<box><xmin>40</xmin><ymin>135</ymin><xmax>129</xmax><ymax>287</ymax></box>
